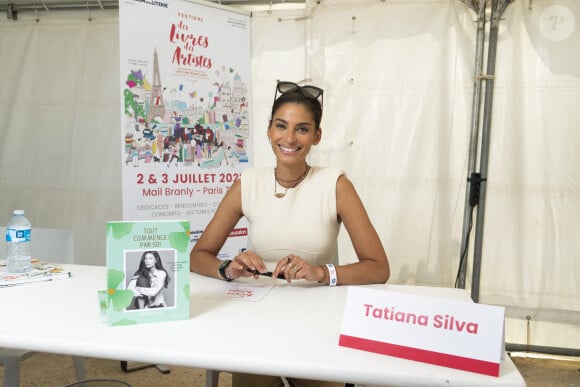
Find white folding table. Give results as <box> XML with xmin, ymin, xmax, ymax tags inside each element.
<box><xmin>0</xmin><ymin>264</ymin><xmax>525</xmax><ymax>386</ymax></box>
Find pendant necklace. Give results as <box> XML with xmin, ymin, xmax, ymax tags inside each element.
<box><xmin>274</xmin><ymin>164</ymin><xmax>310</xmax><ymax>198</ymax></box>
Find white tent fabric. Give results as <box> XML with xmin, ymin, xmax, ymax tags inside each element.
<box><xmin>0</xmin><ymin>0</ymin><xmax>578</xmax><ymax>351</ymax></box>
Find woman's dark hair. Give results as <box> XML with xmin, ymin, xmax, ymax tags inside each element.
<box><xmin>270</xmin><ymin>90</ymin><xmax>323</xmax><ymax>129</ymax></box>
<box><xmin>135</xmin><ymin>250</ymin><xmax>170</xmax><ymax>288</ymax></box>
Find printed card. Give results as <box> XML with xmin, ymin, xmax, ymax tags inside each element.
<box><xmin>339</xmin><ymin>286</ymin><xmax>505</xmax><ymax>376</ymax></box>
<box><xmin>202</xmin><ymin>282</ymin><xmax>274</xmax><ymax>302</ymax></box>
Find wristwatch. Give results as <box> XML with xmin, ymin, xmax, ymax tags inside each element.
<box><xmin>218</xmin><ymin>259</ymin><xmax>233</xmax><ymax>281</ymax></box>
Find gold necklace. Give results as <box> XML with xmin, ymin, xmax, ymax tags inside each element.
<box><xmin>274</xmin><ymin>165</ymin><xmax>310</xmax><ymax>198</ymax></box>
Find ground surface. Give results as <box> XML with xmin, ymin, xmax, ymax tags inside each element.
<box><xmin>1</xmin><ymin>352</ymin><xmax>579</xmax><ymax>386</ymax></box>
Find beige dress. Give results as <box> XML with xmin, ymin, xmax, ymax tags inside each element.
<box><xmin>238</xmin><ymin>165</ymin><xmax>345</xmax><ymax>387</ymax></box>
<box><xmin>241</xmin><ymin>166</ymin><xmax>344</xmax><ymax>269</ymax></box>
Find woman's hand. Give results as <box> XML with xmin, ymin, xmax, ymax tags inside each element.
<box><xmin>271</xmin><ymin>254</ymin><xmax>325</xmax><ymax>283</ymax></box>
<box><xmin>132</xmin><ymin>286</ymin><xmax>143</xmax><ymax>297</ymax></box>
<box><xmin>225</xmin><ymin>250</ymin><xmax>268</xmax><ymax>280</ymax></box>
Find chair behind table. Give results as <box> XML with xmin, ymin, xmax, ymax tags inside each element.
<box><xmin>0</xmin><ymin>227</ymin><xmax>81</xmax><ymax>387</ymax></box>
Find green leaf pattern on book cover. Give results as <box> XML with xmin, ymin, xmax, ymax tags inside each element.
<box><xmin>112</xmin><ymin>318</ymin><xmax>138</xmax><ymax>327</ymax></box>
<box><xmin>182</xmin><ymin>283</ymin><xmax>190</xmax><ymax>300</ymax></box>
<box><xmin>107</xmin><ymin>268</ymin><xmax>134</xmax><ymax>311</ymax></box>
<box><xmin>107</xmin><ymin>222</ymin><xmax>134</xmax><ymax>239</ymax></box>
<box><xmin>169</xmin><ymin>230</ymin><xmax>189</xmax><ymax>253</ymax></box>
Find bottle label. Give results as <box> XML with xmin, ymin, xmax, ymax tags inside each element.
<box><xmin>6</xmin><ymin>228</ymin><xmax>31</xmax><ymax>243</ymax></box>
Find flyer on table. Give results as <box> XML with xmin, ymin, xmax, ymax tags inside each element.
<box><xmin>119</xmin><ymin>0</ymin><xmax>251</xmax><ymax>259</ymax></box>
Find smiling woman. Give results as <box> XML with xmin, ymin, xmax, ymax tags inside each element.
<box><xmin>189</xmin><ymin>80</ymin><xmax>390</xmax><ymax>387</ymax></box>
<box><xmin>190</xmin><ymin>80</ymin><xmax>389</xmax><ymax>286</ymax></box>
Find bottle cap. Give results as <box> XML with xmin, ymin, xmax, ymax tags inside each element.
<box><xmin>13</xmin><ymin>210</ymin><xmax>24</xmax><ymax>215</ymax></box>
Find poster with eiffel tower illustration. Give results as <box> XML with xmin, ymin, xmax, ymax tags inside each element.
<box><xmin>119</xmin><ymin>0</ymin><xmax>251</xmax><ymax>261</ymax></box>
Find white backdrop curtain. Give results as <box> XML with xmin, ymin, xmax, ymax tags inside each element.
<box><xmin>0</xmin><ymin>0</ymin><xmax>578</xmax><ymax>350</ymax></box>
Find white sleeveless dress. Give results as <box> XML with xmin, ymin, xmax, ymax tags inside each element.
<box><xmin>241</xmin><ymin>166</ymin><xmax>344</xmax><ymax>270</ymax></box>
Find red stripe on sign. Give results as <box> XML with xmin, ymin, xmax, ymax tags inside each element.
<box><xmin>339</xmin><ymin>334</ymin><xmax>499</xmax><ymax>377</ymax></box>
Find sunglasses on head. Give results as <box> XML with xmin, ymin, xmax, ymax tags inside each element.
<box><xmin>274</xmin><ymin>81</ymin><xmax>324</xmax><ymax>107</ymax></box>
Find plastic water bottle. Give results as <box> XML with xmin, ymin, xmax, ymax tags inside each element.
<box><xmin>6</xmin><ymin>209</ymin><xmax>32</xmax><ymax>273</ymax></box>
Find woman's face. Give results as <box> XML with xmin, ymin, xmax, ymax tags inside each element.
<box><xmin>267</xmin><ymin>102</ymin><xmax>321</xmax><ymax>165</ymax></box>
<box><xmin>143</xmin><ymin>253</ymin><xmax>156</xmax><ymax>268</ymax></box>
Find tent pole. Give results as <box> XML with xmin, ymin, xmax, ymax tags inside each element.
<box><xmin>506</xmin><ymin>343</ymin><xmax>580</xmax><ymax>358</ymax></box>
<box><xmin>470</xmin><ymin>0</ymin><xmax>514</xmax><ymax>302</ymax></box>
<box><xmin>456</xmin><ymin>0</ymin><xmax>487</xmax><ymax>290</ymax></box>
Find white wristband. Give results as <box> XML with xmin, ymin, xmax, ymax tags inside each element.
<box><xmin>326</xmin><ymin>263</ymin><xmax>337</xmax><ymax>287</ymax></box>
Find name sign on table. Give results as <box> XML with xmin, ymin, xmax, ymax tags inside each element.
<box><xmin>339</xmin><ymin>287</ymin><xmax>505</xmax><ymax>377</ymax></box>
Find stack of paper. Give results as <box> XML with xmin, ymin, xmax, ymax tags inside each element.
<box><xmin>0</xmin><ymin>259</ymin><xmax>71</xmax><ymax>287</ymax></box>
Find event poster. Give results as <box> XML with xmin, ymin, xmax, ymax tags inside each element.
<box><xmin>119</xmin><ymin>0</ymin><xmax>251</xmax><ymax>258</ymax></box>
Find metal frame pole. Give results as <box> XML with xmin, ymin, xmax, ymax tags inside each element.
<box><xmin>457</xmin><ymin>0</ymin><xmax>514</xmax><ymax>300</ymax></box>
<box><xmin>470</xmin><ymin>0</ymin><xmax>514</xmax><ymax>302</ymax></box>
<box><xmin>457</xmin><ymin>0</ymin><xmax>487</xmax><ymax>289</ymax></box>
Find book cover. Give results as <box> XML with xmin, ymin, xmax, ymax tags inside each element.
<box><xmin>100</xmin><ymin>220</ymin><xmax>190</xmax><ymax>326</ymax></box>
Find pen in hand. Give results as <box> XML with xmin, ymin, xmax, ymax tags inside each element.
<box><xmin>246</xmin><ymin>268</ymin><xmax>285</xmax><ymax>280</ymax></box>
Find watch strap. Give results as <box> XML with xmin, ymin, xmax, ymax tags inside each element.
<box><xmin>218</xmin><ymin>259</ymin><xmax>233</xmax><ymax>281</ymax></box>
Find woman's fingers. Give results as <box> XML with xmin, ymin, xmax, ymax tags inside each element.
<box><xmin>232</xmin><ymin>250</ymin><xmax>267</xmax><ymax>277</ymax></box>
<box><xmin>272</xmin><ymin>254</ymin><xmax>307</xmax><ymax>282</ymax></box>
<box><xmin>230</xmin><ymin>252</ymin><xmax>317</xmax><ymax>282</ymax></box>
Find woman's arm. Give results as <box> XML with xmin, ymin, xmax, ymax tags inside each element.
<box><xmin>136</xmin><ymin>270</ymin><xmax>167</xmax><ymax>297</ymax></box>
<box><xmin>333</xmin><ymin>175</ymin><xmax>390</xmax><ymax>285</ymax></box>
<box><xmin>127</xmin><ymin>277</ymin><xmax>139</xmax><ymax>295</ymax></box>
<box><xmin>190</xmin><ymin>179</ymin><xmax>244</xmax><ymax>279</ymax></box>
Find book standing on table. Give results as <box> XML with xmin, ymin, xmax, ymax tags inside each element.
<box><xmin>99</xmin><ymin>220</ymin><xmax>190</xmax><ymax>326</ymax></box>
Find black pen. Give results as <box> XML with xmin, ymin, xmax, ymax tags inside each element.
<box><xmin>246</xmin><ymin>268</ymin><xmax>286</xmax><ymax>279</ymax></box>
